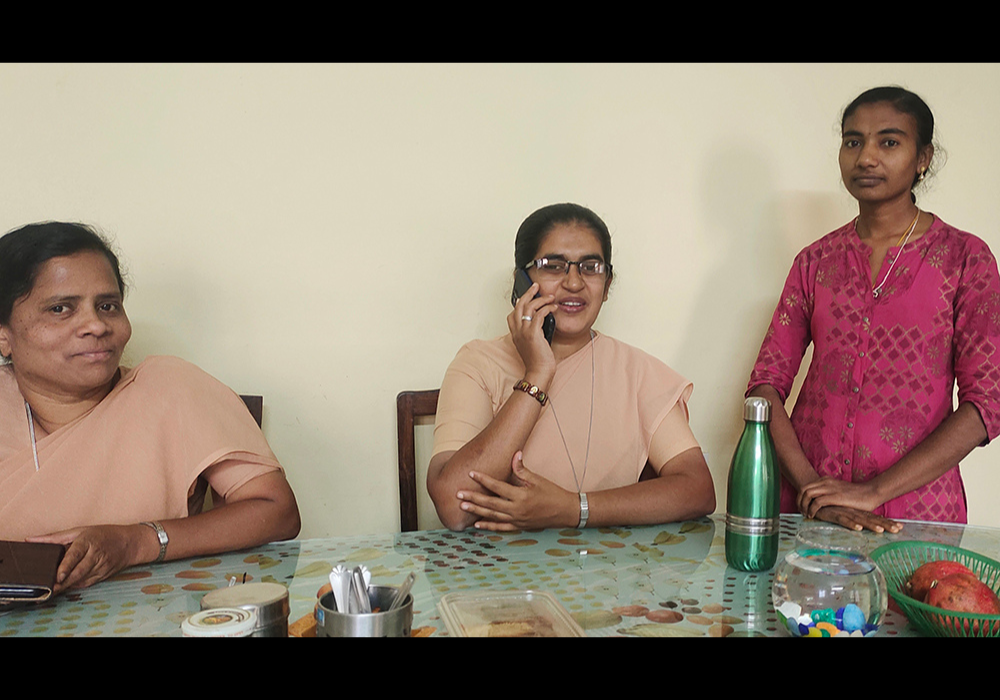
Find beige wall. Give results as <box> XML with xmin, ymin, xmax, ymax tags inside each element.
<box><xmin>3</xmin><ymin>63</ymin><xmax>998</xmax><ymax>536</ymax></box>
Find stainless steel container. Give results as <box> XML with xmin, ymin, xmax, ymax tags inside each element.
<box><xmin>200</xmin><ymin>581</ymin><xmax>290</xmax><ymax>637</ymax></box>
<box><xmin>316</xmin><ymin>585</ymin><xmax>413</xmax><ymax>637</ymax></box>
<box><xmin>182</xmin><ymin>607</ymin><xmax>257</xmax><ymax>637</ymax></box>
<box><xmin>725</xmin><ymin>396</ymin><xmax>780</xmax><ymax>572</ymax></box>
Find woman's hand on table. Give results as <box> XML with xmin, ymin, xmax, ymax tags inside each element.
<box><xmin>27</xmin><ymin>524</ymin><xmax>155</xmax><ymax>593</ymax></box>
<box><xmin>810</xmin><ymin>505</ymin><xmax>902</xmax><ymax>534</ymax></box>
<box><xmin>798</xmin><ymin>476</ymin><xmax>882</xmax><ymax>517</ymax></box>
<box><xmin>799</xmin><ymin>477</ymin><xmax>900</xmax><ymax>532</ymax></box>
<box><xmin>507</xmin><ymin>283</ymin><xmax>557</xmax><ymax>386</ymax></box>
<box><xmin>456</xmin><ymin>451</ymin><xmax>579</xmax><ymax>531</ymax></box>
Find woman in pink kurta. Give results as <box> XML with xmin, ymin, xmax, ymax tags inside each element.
<box><xmin>748</xmin><ymin>87</ymin><xmax>1000</xmax><ymax>530</ymax></box>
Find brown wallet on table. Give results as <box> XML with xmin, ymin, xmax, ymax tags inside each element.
<box><xmin>0</xmin><ymin>540</ymin><xmax>66</xmax><ymax>603</ymax></box>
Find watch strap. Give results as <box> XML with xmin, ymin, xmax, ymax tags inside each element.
<box><xmin>140</xmin><ymin>521</ymin><xmax>169</xmax><ymax>563</ymax></box>
<box><xmin>513</xmin><ymin>379</ymin><xmax>548</xmax><ymax>406</ymax></box>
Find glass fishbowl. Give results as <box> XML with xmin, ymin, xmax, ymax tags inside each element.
<box><xmin>772</xmin><ymin>525</ymin><xmax>887</xmax><ymax>637</ymax></box>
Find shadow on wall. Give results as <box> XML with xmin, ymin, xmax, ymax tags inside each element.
<box><xmin>673</xmin><ymin>143</ymin><xmax>847</xmax><ymax>506</ymax></box>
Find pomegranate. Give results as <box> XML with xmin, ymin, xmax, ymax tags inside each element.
<box><xmin>927</xmin><ymin>572</ymin><xmax>1000</xmax><ymax>613</ymax></box>
<box><xmin>926</xmin><ymin>572</ymin><xmax>1000</xmax><ymax>635</ymax></box>
<box><xmin>905</xmin><ymin>560</ymin><xmax>973</xmax><ymax>602</ymax></box>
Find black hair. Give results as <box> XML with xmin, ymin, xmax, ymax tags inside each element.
<box><xmin>0</xmin><ymin>221</ymin><xmax>126</xmax><ymax>325</ymax></box>
<box><xmin>514</xmin><ymin>203</ymin><xmax>613</xmax><ymax>271</ymax></box>
<box><xmin>842</xmin><ymin>86</ymin><xmax>937</xmax><ymax>195</ymax></box>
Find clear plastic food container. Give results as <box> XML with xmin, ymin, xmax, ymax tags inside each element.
<box><xmin>437</xmin><ymin>589</ymin><xmax>586</xmax><ymax>637</ymax></box>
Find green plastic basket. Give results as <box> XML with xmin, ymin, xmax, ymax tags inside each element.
<box><xmin>870</xmin><ymin>540</ymin><xmax>1000</xmax><ymax>638</ymax></box>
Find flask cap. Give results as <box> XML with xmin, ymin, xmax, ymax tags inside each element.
<box><xmin>743</xmin><ymin>396</ymin><xmax>771</xmax><ymax>422</ymax></box>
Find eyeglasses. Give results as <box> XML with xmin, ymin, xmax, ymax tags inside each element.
<box><xmin>526</xmin><ymin>258</ymin><xmax>611</xmax><ymax>278</ymax></box>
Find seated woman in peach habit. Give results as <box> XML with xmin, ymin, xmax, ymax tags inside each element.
<box><xmin>0</xmin><ymin>222</ymin><xmax>300</xmax><ymax>592</ymax></box>
<box><xmin>427</xmin><ymin>203</ymin><xmax>715</xmax><ymax>532</ymax></box>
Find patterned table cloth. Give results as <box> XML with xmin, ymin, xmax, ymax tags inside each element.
<box><xmin>3</xmin><ymin>513</ymin><xmax>993</xmax><ymax>637</ymax></box>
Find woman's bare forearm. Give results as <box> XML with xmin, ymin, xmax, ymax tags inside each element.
<box><xmin>585</xmin><ymin>448</ymin><xmax>716</xmax><ymax>526</ymax></box>
<box><xmin>427</xmin><ymin>388</ymin><xmax>550</xmax><ymax>530</ymax></box>
<box><xmin>34</xmin><ymin>471</ymin><xmax>301</xmax><ymax>591</ymax></box>
<box><xmin>135</xmin><ymin>471</ymin><xmax>301</xmax><ymax>564</ymax></box>
<box><xmin>866</xmin><ymin>402</ymin><xmax>987</xmax><ymax>506</ymax></box>
<box><xmin>748</xmin><ymin>385</ymin><xmax>820</xmax><ymax>492</ymax></box>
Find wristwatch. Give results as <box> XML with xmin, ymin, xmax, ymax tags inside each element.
<box><xmin>140</xmin><ymin>521</ymin><xmax>169</xmax><ymax>563</ymax></box>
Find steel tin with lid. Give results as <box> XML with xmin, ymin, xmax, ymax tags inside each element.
<box><xmin>200</xmin><ymin>582</ymin><xmax>290</xmax><ymax>637</ymax></box>
<box><xmin>182</xmin><ymin>607</ymin><xmax>257</xmax><ymax>637</ymax></box>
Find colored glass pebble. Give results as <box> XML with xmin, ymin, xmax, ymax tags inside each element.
<box><xmin>810</xmin><ymin>608</ymin><xmax>835</xmax><ymax>624</ymax></box>
<box><xmin>778</xmin><ymin>602</ymin><xmax>878</xmax><ymax>638</ymax></box>
<box><xmin>815</xmin><ymin>622</ymin><xmax>839</xmax><ymax>636</ymax></box>
<box><xmin>841</xmin><ymin>604</ymin><xmax>865</xmax><ymax>632</ymax></box>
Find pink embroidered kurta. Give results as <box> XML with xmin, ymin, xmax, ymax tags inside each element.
<box><xmin>748</xmin><ymin>216</ymin><xmax>1000</xmax><ymax>523</ymax></box>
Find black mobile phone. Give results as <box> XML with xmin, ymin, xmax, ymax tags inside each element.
<box><xmin>512</xmin><ymin>269</ymin><xmax>555</xmax><ymax>344</ymax></box>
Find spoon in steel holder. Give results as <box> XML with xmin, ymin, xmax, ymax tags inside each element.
<box><xmin>329</xmin><ymin>565</ymin><xmax>351</xmax><ymax>613</ymax></box>
<box><xmin>350</xmin><ymin>566</ymin><xmax>372</xmax><ymax>613</ymax></box>
<box><xmin>388</xmin><ymin>572</ymin><xmax>416</xmax><ymax>611</ymax></box>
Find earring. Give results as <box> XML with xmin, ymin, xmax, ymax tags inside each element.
<box><xmin>918</xmin><ymin>170</ymin><xmax>926</xmax><ymax>182</ymax></box>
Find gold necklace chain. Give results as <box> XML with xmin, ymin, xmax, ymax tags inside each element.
<box><xmin>860</xmin><ymin>209</ymin><xmax>921</xmax><ymax>299</ymax></box>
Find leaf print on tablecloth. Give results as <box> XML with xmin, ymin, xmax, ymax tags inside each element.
<box><xmin>181</xmin><ymin>583</ymin><xmax>216</xmax><ymax>592</ymax></box>
<box><xmin>597</xmin><ymin>527</ymin><xmax>631</xmax><ymax>538</ymax></box>
<box><xmin>619</xmin><ymin>623</ymin><xmax>702</xmax><ymax>637</ymax></box>
<box><xmin>344</xmin><ymin>547</ymin><xmax>386</xmax><ymax>562</ymax></box>
<box><xmin>612</xmin><ymin>605</ymin><xmax>649</xmax><ymax>617</ymax></box>
<box><xmin>174</xmin><ymin>570</ymin><xmax>213</xmax><ymax>579</ymax></box>
<box><xmin>572</xmin><ymin>610</ymin><xmax>622</xmax><ymax>630</ymax></box>
<box><xmin>631</xmin><ymin>543</ymin><xmax>664</xmax><ymax>560</ymax></box>
<box><xmin>190</xmin><ymin>558</ymin><xmax>222</xmax><ymax>568</ymax></box>
<box><xmin>293</xmin><ymin>561</ymin><xmax>334</xmax><ymax>578</ymax></box>
<box><xmin>653</xmin><ymin>532</ymin><xmax>686</xmax><ymax>545</ymax></box>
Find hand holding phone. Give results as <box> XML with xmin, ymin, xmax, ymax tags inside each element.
<box><xmin>512</xmin><ymin>269</ymin><xmax>555</xmax><ymax>344</ymax></box>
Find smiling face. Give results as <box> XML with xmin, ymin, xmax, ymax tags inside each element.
<box><xmin>0</xmin><ymin>250</ymin><xmax>131</xmax><ymax>399</ymax></box>
<box><xmin>527</xmin><ymin>222</ymin><xmax>612</xmax><ymax>346</ymax></box>
<box><xmin>839</xmin><ymin>101</ymin><xmax>934</xmax><ymax>207</ymax></box>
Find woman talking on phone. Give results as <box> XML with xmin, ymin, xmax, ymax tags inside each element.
<box><xmin>427</xmin><ymin>203</ymin><xmax>715</xmax><ymax>532</ymax></box>
<box><xmin>747</xmin><ymin>86</ymin><xmax>1000</xmax><ymax>533</ymax></box>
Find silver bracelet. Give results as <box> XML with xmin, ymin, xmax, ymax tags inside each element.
<box><xmin>577</xmin><ymin>492</ymin><xmax>589</xmax><ymax>528</ymax></box>
<box><xmin>140</xmin><ymin>521</ymin><xmax>169</xmax><ymax>563</ymax></box>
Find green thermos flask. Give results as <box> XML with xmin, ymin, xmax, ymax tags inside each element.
<box><xmin>725</xmin><ymin>396</ymin><xmax>780</xmax><ymax>571</ymax></box>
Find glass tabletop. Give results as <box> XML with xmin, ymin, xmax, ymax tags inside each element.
<box><xmin>2</xmin><ymin>513</ymin><xmax>995</xmax><ymax>637</ymax></box>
